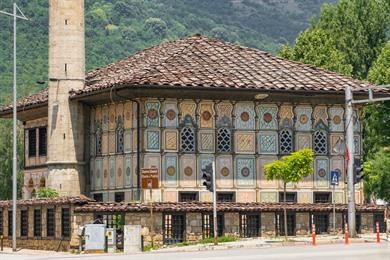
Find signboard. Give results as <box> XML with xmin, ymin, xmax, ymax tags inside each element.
<box><xmin>141</xmin><ymin>167</ymin><xmax>159</xmax><ymax>189</ymax></box>
<box><xmin>330</xmin><ymin>170</ymin><xmax>340</xmax><ymax>186</ymax></box>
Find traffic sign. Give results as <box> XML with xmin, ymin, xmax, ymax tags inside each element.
<box><xmin>330</xmin><ymin>170</ymin><xmax>339</xmax><ymax>185</ymax></box>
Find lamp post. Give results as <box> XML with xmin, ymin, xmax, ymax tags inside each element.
<box><xmin>0</xmin><ymin>3</ymin><xmax>28</xmax><ymax>252</ymax></box>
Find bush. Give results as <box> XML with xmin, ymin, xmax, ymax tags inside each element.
<box><xmin>36</xmin><ymin>188</ymin><xmax>59</xmax><ymax>198</ymax></box>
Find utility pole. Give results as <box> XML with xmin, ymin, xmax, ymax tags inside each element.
<box><xmin>345</xmin><ymin>85</ymin><xmax>390</xmax><ymax>238</ymax></box>
<box><xmin>212</xmin><ymin>161</ymin><xmax>217</xmax><ymax>246</ymax></box>
<box><xmin>0</xmin><ymin>3</ymin><xmax>28</xmax><ymax>252</ymax></box>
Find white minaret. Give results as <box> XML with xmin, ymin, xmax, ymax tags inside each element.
<box><xmin>46</xmin><ymin>0</ymin><xmax>86</xmax><ymax>196</ymax></box>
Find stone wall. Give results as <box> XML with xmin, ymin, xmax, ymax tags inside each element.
<box><xmin>261</xmin><ymin>212</ymin><xmax>275</xmax><ymax>236</ymax></box>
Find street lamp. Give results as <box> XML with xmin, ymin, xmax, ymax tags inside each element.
<box><xmin>0</xmin><ymin>3</ymin><xmax>28</xmax><ymax>252</ymax></box>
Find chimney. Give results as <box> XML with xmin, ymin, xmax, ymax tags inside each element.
<box><xmin>46</xmin><ymin>0</ymin><xmax>86</xmax><ymax>196</ymax></box>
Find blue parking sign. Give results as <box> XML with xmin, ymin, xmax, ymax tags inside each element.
<box><xmin>331</xmin><ymin>170</ymin><xmax>339</xmax><ymax>185</ymax></box>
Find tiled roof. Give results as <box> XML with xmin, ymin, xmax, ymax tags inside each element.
<box><xmin>0</xmin><ymin>88</ymin><xmax>48</xmax><ymax>114</ymax></box>
<box><xmin>74</xmin><ymin>201</ymin><xmax>386</xmax><ymax>213</ymax></box>
<box><xmin>0</xmin><ymin>195</ymin><xmax>92</xmax><ymax>208</ymax></box>
<box><xmin>2</xmin><ymin>35</ymin><xmax>389</xmax><ymax>115</ymax></box>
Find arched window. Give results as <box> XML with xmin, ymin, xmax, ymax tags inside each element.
<box><xmin>279</xmin><ymin>129</ymin><xmax>293</xmax><ymax>154</ymax></box>
<box><xmin>314</xmin><ymin>130</ymin><xmax>327</xmax><ymax>155</ymax></box>
<box><xmin>96</xmin><ymin>127</ymin><xmax>102</xmax><ymax>156</ymax></box>
<box><xmin>217</xmin><ymin>128</ymin><xmax>231</xmax><ymax>153</ymax></box>
<box><xmin>181</xmin><ymin>127</ymin><xmax>195</xmax><ymax>152</ymax></box>
<box><xmin>39</xmin><ymin>177</ymin><xmax>46</xmax><ymax>188</ymax></box>
<box><xmin>116</xmin><ymin>116</ymin><xmax>124</xmax><ymax>154</ymax></box>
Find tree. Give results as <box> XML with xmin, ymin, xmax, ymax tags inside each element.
<box><xmin>35</xmin><ymin>188</ymin><xmax>59</xmax><ymax>199</ymax></box>
<box><xmin>264</xmin><ymin>148</ymin><xmax>314</xmax><ymax>240</ymax></box>
<box><xmin>363</xmin><ymin>148</ymin><xmax>390</xmax><ymax>202</ymax></box>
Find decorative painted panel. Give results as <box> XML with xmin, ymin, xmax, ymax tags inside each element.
<box><xmin>124</xmin><ymin>155</ymin><xmax>132</xmax><ymax>188</ymax></box>
<box><xmin>109</xmin><ymin>104</ymin><xmax>116</xmax><ymax>131</ymax></box>
<box><xmin>199</xmin><ymin>102</ymin><xmax>214</xmax><ymax>128</ymax></box>
<box><xmin>108</xmin><ymin>132</ymin><xmax>116</xmax><ymax>154</ymax></box>
<box><xmin>313</xmin><ymin>106</ymin><xmax>328</xmax><ymax>127</ymax></box>
<box><xmin>124</xmin><ymin>129</ymin><xmax>132</xmax><ymax>152</ymax></box>
<box><xmin>132</xmin><ymin>155</ymin><xmax>138</xmax><ymax>189</ymax></box>
<box><xmin>198</xmin><ymin>155</ymin><xmax>215</xmax><ymax>186</ymax></box>
<box><xmin>216</xmin><ymin>102</ymin><xmax>233</xmax><ymax>127</ymax></box>
<box><xmin>163</xmin><ymin>154</ymin><xmax>178</xmax><ymax>187</ymax></box>
<box><xmin>90</xmin><ymin>108</ymin><xmax>96</xmax><ymax>134</ymax></box>
<box><xmin>180</xmin><ymin>101</ymin><xmax>196</xmax><ymax>123</ymax></box>
<box><xmin>295</xmin><ymin>106</ymin><xmax>313</xmax><ymax>131</ymax></box>
<box><xmin>216</xmin><ymin>155</ymin><xmax>233</xmax><ymax>188</ymax></box>
<box><xmin>235</xmin><ymin>157</ymin><xmax>255</xmax><ymax>187</ymax></box>
<box><xmin>90</xmin><ymin>134</ymin><xmax>96</xmax><ymax>157</ymax></box>
<box><xmin>235</xmin><ymin>132</ymin><xmax>255</xmax><ymax>154</ymax></box>
<box><xmin>145</xmin><ymin>101</ymin><xmax>160</xmax><ymax>127</ymax></box>
<box><xmin>109</xmin><ymin>157</ymin><xmax>116</xmax><ymax>189</ymax></box>
<box><xmin>116</xmin><ymin>115</ymin><xmax>124</xmax><ymax>153</ymax></box>
<box><xmin>258</xmin><ymin>132</ymin><xmax>278</xmax><ymax>154</ymax></box>
<box><xmin>102</xmin><ymin>132</ymin><xmax>109</xmax><ymax>155</ymax></box>
<box><xmin>90</xmin><ymin>160</ymin><xmax>95</xmax><ymax>191</ymax></box>
<box><xmin>279</xmin><ymin>105</ymin><xmax>294</xmax><ymax>128</ymax></box>
<box><xmin>260</xmin><ymin>191</ymin><xmax>277</xmax><ymax>202</ymax></box>
<box><xmin>329</xmin><ymin>107</ymin><xmax>344</xmax><ymax>132</ymax></box>
<box><xmin>102</xmin><ymin>106</ymin><xmax>109</xmax><ymax>131</ymax></box>
<box><xmin>164</xmin><ymin>130</ymin><xmax>178</xmax><ymax>151</ymax></box>
<box><xmin>314</xmin><ymin>157</ymin><xmax>329</xmax><ymax>188</ymax></box>
<box><xmin>235</xmin><ymin>102</ymin><xmax>255</xmax><ymax>130</ymax></box>
<box><xmin>331</xmin><ymin>157</ymin><xmax>344</xmax><ymax>189</ymax></box>
<box><xmin>257</xmin><ymin>156</ymin><xmax>278</xmax><ymax>188</ymax></box>
<box><xmin>353</xmin><ymin>110</ymin><xmax>361</xmax><ymax>132</ymax></box>
<box><xmin>330</xmin><ymin>134</ymin><xmax>343</xmax><ymax>155</ymax></box>
<box><xmin>180</xmin><ymin>155</ymin><xmax>196</xmax><ymax>187</ymax></box>
<box><xmin>94</xmin><ymin>158</ymin><xmax>103</xmax><ymax>190</ymax></box>
<box><xmin>145</xmin><ymin>130</ymin><xmax>160</xmax><ymax>151</ymax></box>
<box><xmin>124</xmin><ymin>101</ymin><xmax>133</xmax><ymax>129</ymax></box>
<box><xmin>258</xmin><ymin>105</ymin><xmax>278</xmax><ymax>130</ymax></box>
<box><xmin>103</xmin><ymin>157</ymin><xmax>109</xmax><ymax>189</ymax></box>
<box><xmin>116</xmin><ymin>156</ymin><xmax>124</xmax><ymax>189</ymax></box>
<box><xmin>354</xmin><ymin>135</ymin><xmax>361</xmax><ymax>155</ymax></box>
<box><xmin>199</xmin><ymin>130</ymin><xmax>215</xmax><ymax>153</ymax></box>
<box><xmin>296</xmin><ymin>132</ymin><xmax>312</xmax><ymax>150</ymax></box>
<box><xmin>95</xmin><ymin>106</ymin><xmax>102</xmax><ymax>131</ymax></box>
<box><xmin>162</xmin><ymin>101</ymin><xmax>178</xmax><ymax>128</ymax></box>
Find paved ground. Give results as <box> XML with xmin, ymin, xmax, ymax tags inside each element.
<box><xmin>1</xmin><ymin>243</ymin><xmax>389</xmax><ymax>260</ymax></box>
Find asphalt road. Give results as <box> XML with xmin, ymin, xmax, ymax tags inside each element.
<box><xmin>1</xmin><ymin>243</ymin><xmax>389</xmax><ymax>260</ymax></box>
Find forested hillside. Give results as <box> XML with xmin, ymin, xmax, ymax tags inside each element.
<box><xmin>0</xmin><ymin>0</ymin><xmax>335</xmax><ymax>102</ymax></box>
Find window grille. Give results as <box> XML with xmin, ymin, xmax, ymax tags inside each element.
<box><xmin>0</xmin><ymin>210</ymin><xmax>3</xmax><ymax>236</ymax></box>
<box><xmin>181</xmin><ymin>127</ymin><xmax>195</xmax><ymax>152</ymax></box>
<box><xmin>313</xmin><ymin>213</ymin><xmax>329</xmax><ymax>234</ymax></box>
<box><xmin>47</xmin><ymin>208</ymin><xmax>55</xmax><ymax>237</ymax></box>
<box><xmin>28</xmin><ymin>129</ymin><xmax>36</xmax><ymax>157</ymax></box>
<box><xmin>279</xmin><ymin>129</ymin><xmax>293</xmax><ymax>154</ymax></box>
<box><xmin>314</xmin><ymin>192</ymin><xmax>331</xmax><ymax>203</ymax></box>
<box><xmin>217</xmin><ymin>192</ymin><xmax>235</xmax><ymax>202</ymax></box>
<box><xmin>20</xmin><ymin>210</ymin><xmax>28</xmax><ymax>237</ymax></box>
<box><xmin>96</xmin><ymin>128</ymin><xmax>102</xmax><ymax>156</ymax></box>
<box><xmin>61</xmin><ymin>208</ymin><xmax>70</xmax><ymax>238</ymax></box>
<box><xmin>314</xmin><ymin>130</ymin><xmax>327</xmax><ymax>155</ymax></box>
<box><xmin>115</xmin><ymin>192</ymin><xmax>125</xmax><ymax>202</ymax></box>
<box><xmin>240</xmin><ymin>213</ymin><xmax>260</xmax><ymax>237</ymax></box>
<box><xmin>217</xmin><ymin>128</ymin><xmax>231</xmax><ymax>153</ymax></box>
<box><xmin>163</xmin><ymin>213</ymin><xmax>185</xmax><ymax>245</ymax></box>
<box><xmin>8</xmin><ymin>211</ymin><xmax>12</xmax><ymax>236</ymax></box>
<box><xmin>38</xmin><ymin>127</ymin><xmax>47</xmax><ymax>156</ymax></box>
<box><xmin>373</xmin><ymin>213</ymin><xmax>386</xmax><ymax>233</ymax></box>
<box><xmin>178</xmin><ymin>192</ymin><xmax>199</xmax><ymax>202</ymax></box>
<box><xmin>94</xmin><ymin>213</ymin><xmax>125</xmax><ymax>249</ymax></box>
<box><xmin>276</xmin><ymin>212</ymin><xmax>296</xmax><ymax>236</ymax></box>
<box><xmin>116</xmin><ymin>116</ymin><xmax>124</xmax><ymax>153</ymax></box>
<box><xmin>279</xmin><ymin>192</ymin><xmax>297</xmax><ymax>203</ymax></box>
<box><xmin>34</xmin><ymin>209</ymin><xmax>41</xmax><ymax>237</ymax></box>
<box><xmin>202</xmin><ymin>214</ymin><xmax>224</xmax><ymax>238</ymax></box>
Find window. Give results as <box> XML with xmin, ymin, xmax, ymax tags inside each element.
<box><xmin>314</xmin><ymin>192</ymin><xmax>331</xmax><ymax>203</ymax></box>
<box><xmin>20</xmin><ymin>209</ymin><xmax>28</xmax><ymax>237</ymax></box>
<box><xmin>312</xmin><ymin>213</ymin><xmax>329</xmax><ymax>234</ymax></box>
<box><xmin>240</xmin><ymin>213</ymin><xmax>260</xmax><ymax>237</ymax></box>
<box><xmin>202</xmin><ymin>214</ymin><xmax>224</xmax><ymax>238</ymax></box>
<box><xmin>8</xmin><ymin>211</ymin><xmax>12</xmax><ymax>236</ymax></box>
<box><xmin>374</xmin><ymin>213</ymin><xmax>386</xmax><ymax>233</ymax></box>
<box><xmin>61</xmin><ymin>208</ymin><xmax>70</xmax><ymax>238</ymax></box>
<box><xmin>181</xmin><ymin>127</ymin><xmax>195</xmax><ymax>152</ymax></box>
<box><xmin>276</xmin><ymin>212</ymin><xmax>296</xmax><ymax>236</ymax></box>
<box><xmin>279</xmin><ymin>129</ymin><xmax>293</xmax><ymax>154</ymax></box>
<box><xmin>47</xmin><ymin>208</ymin><xmax>55</xmax><ymax>237</ymax></box>
<box><xmin>217</xmin><ymin>128</ymin><xmax>231</xmax><ymax>153</ymax></box>
<box><xmin>28</xmin><ymin>129</ymin><xmax>36</xmax><ymax>157</ymax></box>
<box><xmin>279</xmin><ymin>192</ymin><xmax>297</xmax><ymax>203</ymax></box>
<box><xmin>38</xmin><ymin>127</ymin><xmax>47</xmax><ymax>156</ymax></box>
<box><xmin>34</xmin><ymin>209</ymin><xmax>41</xmax><ymax>237</ymax></box>
<box><xmin>0</xmin><ymin>210</ymin><xmax>3</xmax><ymax>236</ymax></box>
<box><xmin>179</xmin><ymin>192</ymin><xmax>199</xmax><ymax>202</ymax></box>
<box><xmin>217</xmin><ymin>192</ymin><xmax>235</xmax><ymax>202</ymax></box>
<box><xmin>163</xmin><ymin>213</ymin><xmax>185</xmax><ymax>245</ymax></box>
<box><xmin>96</xmin><ymin>128</ymin><xmax>102</xmax><ymax>156</ymax></box>
<box><xmin>115</xmin><ymin>192</ymin><xmax>125</xmax><ymax>202</ymax></box>
<box><xmin>116</xmin><ymin>116</ymin><xmax>124</xmax><ymax>153</ymax></box>
<box><xmin>93</xmin><ymin>193</ymin><xmax>103</xmax><ymax>202</ymax></box>
<box><xmin>314</xmin><ymin>130</ymin><xmax>327</xmax><ymax>155</ymax></box>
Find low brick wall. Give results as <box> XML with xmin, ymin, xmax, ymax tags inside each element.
<box><xmin>1</xmin><ymin>238</ymin><xmax>70</xmax><ymax>251</ymax></box>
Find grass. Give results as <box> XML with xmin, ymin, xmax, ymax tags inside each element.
<box><xmin>143</xmin><ymin>244</ymin><xmax>162</xmax><ymax>252</ymax></box>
